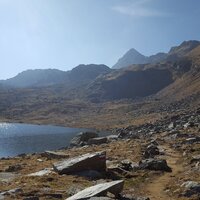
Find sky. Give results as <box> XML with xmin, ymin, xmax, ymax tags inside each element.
<box><xmin>0</xmin><ymin>0</ymin><xmax>200</xmax><ymax>79</ymax></box>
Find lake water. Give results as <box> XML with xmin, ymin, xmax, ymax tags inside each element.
<box><xmin>0</xmin><ymin>123</ymin><xmax>108</xmax><ymax>158</ymax></box>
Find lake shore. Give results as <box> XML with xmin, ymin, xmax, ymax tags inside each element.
<box><xmin>0</xmin><ymin>111</ymin><xmax>200</xmax><ymax>199</ymax></box>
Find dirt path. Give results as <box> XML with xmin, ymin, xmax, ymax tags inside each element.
<box><xmin>145</xmin><ymin>145</ymin><xmax>184</xmax><ymax>200</ymax></box>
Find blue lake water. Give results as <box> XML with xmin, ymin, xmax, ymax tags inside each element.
<box><xmin>0</xmin><ymin>123</ymin><xmax>107</xmax><ymax>158</ymax></box>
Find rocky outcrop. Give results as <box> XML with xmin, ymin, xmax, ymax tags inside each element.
<box><xmin>66</xmin><ymin>180</ymin><xmax>124</xmax><ymax>200</ymax></box>
<box><xmin>70</xmin><ymin>132</ymin><xmax>99</xmax><ymax>147</ymax></box>
<box><xmin>53</xmin><ymin>151</ymin><xmax>106</xmax><ymax>175</ymax></box>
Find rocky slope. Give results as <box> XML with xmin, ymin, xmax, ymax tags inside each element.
<box><xmin>87</xmin><ymin>67</ymin><xmax>173</xmax><ymax>101</ymax></box>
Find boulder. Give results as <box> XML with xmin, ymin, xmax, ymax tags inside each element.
<box><xmin>168</xmin><ymin>122</ymin><xmax>175</xmax><ymax>129</ymax></box>
<box><xmin>66</xmin><ymin>180</ymin><xmax>124</xmax><ymax>200</ymax></box>
<box><xmin>41</xmin><ymin>151</ymin><xmax>69</xmax><ymax>159</ymax></box>
<box><xmin>106</xmin><ymin>135</ymin><xmax>119</xmax><ymax>141</ymax></box>
<box><xmin>185</xmin><ymin>137</ymin><xmax>200</xmax><ymax>144</ymax></box>
<box><xmin>183</xmin><ymin>122</ymin><xmax>194</xmax><ymax>128</ymax></box>
<box><xmin>143</xmin><ymin>144</ymin><xmax>159</xmax><ymax>158</ymax></box>
<box><xmin>1</xmin><ymin>188</ymin><xmax>23</xmax><ymax>196</ymax></box>
<box><xmin>191</xmin><ymin>155</ymin><xmax>200</xmax><ymax>164</ymax></box>
<box><xmin>88</xmin><ymin>137</ymin><xmax>108</xmax><ymax>145</ymax></box>
<box><xmin>117</xmin><ymin>160</ymin><xmax>139</xmax><ymax>171</ymax></box>
<box><xmin>183</xmin><ymin>137</ymin><xmax>200</xmax><ymax>144</ymax></box>
<box><xmin>139</xmin><ymin>159</ymin><xmax>172</xmax><ymax>172</ymax></box>
<box><xmin>70</xmin><ymin>132</ymin><xmax>99</xmax><ymax>147</ymax></box>
<box><xmin>5</xmin><ymin>164</ymin><xmax>22</xmax><ymax>172</ymax></box>
<box><xmin>53</xmin><ymin>151</ymin><xmax>106</xmax><ymax>175</ymax></box>
<box><xmin>181</xmin><ymin>181</ymin><xmax>200</xmax><ymax>197</ymax></box>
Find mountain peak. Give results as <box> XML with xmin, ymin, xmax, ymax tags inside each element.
<box><xmin>127</xmin><ymin>48</ymin><xmax>141</xmax><ymax>54</ymax></box>
<box><xmin>112</xmin><ymin>48</ymin><xmax>148</xmax><ymax>69</ymax></box>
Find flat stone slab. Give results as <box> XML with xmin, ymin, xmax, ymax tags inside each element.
<box><xmin>66</xmin><ymin>180</ymin><xmax>124</xmax><ymax>200</ymax></box>
<box><xmin>53</xmin><ymin>151</ymin><xmax>106</xmax><ymax>175</ymax></box>
<box><xmin>28</xmin><ymin>168</ymin><xmax>53</xmax><ymax>176</ymax></box>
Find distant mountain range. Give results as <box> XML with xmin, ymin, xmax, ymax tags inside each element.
<box><xmin>0</xmin><ymin>64</ymin><xmax>111</xmax><ymax>88</ymax></box>
<box><xmin>0</xmin><ymin>40</ymin><xmax>200</xmax><ymax>103</ymax></box>
<box><xmin>112</xmin><ymin>40</ymin><xmax>200</xmax><ymax>69</ymax></box>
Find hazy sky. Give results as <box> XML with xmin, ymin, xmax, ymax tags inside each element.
<box><xmin>0</xmin><ymin>0</ymin><xmax>200</xmax><ymax>79</ymax></box>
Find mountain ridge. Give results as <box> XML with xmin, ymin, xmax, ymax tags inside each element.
<box><xmin>0</xmin><ymin>64</ymin><xmax>111</xmax><ymax>88</ymax></box>
<box><xmin>112</xmin><ymin>40</ymin><xmax>200</xmax><ymax>69</ymax></box>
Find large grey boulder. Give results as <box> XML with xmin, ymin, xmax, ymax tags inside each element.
<box><xmin>66</xmin><ymin>180</ymin><xmax>124</xmax><ymax>200</ymax></box>
<box><xmin>139</xmin><ymin>159</ymin><xmax>172</xmax><ymax>172</ymax></box>
<box><xmin>70</xmin><ymin>132</ymin><xmax>99</xmax><ymax>147</ymax></box>
<box><xmin>53</xmin><ymin>151</ymin><xmax>106</xmax><ymax>175</ymax></box>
